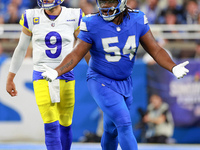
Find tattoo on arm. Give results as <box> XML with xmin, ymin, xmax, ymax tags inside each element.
<box><xmin>60</xmin><ymin>59</ymin><xmax>74</xmax><ymax>72</ymax></box>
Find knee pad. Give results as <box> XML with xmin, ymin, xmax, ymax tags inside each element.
<box><xmin>39</xmin><ymin>103</ymin><xmax>58</xmax><ymax>123</ymax></box>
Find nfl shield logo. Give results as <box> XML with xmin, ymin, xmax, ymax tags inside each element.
<box><xmin>51</xmin><ymin>23</ymin><xmax>55</xmax><ymax>27</ymax></box>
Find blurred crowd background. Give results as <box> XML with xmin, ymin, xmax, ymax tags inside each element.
<box><xmin>0</xmin><ymin>0</ymin><xmax>200</xmax><ymax>60</ymax></box>
<box><xmin>0</xmin><ymin>0</ymin><xmax>200</xmax><ymax>24</ymax></box>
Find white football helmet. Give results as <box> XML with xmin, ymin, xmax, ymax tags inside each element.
<box><xmin>37</xmin><ymin>0</ymin><xmax>64</xmax><ymax>10</ymax></box>
<box><xmin>96</xmin><ymin>0</ymin><xmax>127</xmax><ymax>21</ymax></box>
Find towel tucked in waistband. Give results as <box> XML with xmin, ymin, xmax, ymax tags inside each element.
<box><xmin>48</xmin><ymin>79</ymin><xmax>60</xmax><ymax>103</ymax></box>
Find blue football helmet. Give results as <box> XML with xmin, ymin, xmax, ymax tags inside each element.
<box><xmin>96</xmin><ymin>0</ymin><xmax>127</xmax><ymax>21</ymax></box>
<box><xmin>37</xmin><ymin>0</ymin><xmax>64</xmax><ymax>10</ymax></box>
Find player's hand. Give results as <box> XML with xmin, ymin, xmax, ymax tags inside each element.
<box><xmin>42</xmin><ymin>64</ymin><xmax>58</xmax><ymax>82</ymax></box>
<box><xmin>6</xmin><ymin>72</ymin><xmax>18</xmax><ymax>97</ymax></box>
<box><xmin>172</xmin><ymin>61</ymin><xmax>189</xmax><ymax>79</ymax></box>
<box><xmin>6</xmin><ymin>79</ymin><xmax>17</xmax><ymax>97</ymax></box>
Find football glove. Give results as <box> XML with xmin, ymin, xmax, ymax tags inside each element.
<box><xmin>172</xmin><ymin>61</ymin><xmax>189</xmax><ymax>79</ymax></box>
<box><xmin>41</xmin><ymin>64</ymin><xmax>58</xmax><ymax>82</ymax></box>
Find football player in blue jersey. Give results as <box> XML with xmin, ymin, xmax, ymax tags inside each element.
<box><xmin>6</xmin><ymin>0</ymin><xmax>87</xmax><ymax>150</ymax></box>
<box><xmin>42</xmin><ymin>0</ymin><xmax>189</xmax><ymax>149</ymax></box>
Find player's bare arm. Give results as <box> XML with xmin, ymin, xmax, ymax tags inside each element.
<box><xmin>74</xmin><ymin>28</ymin><xmax>91</xmax><ymax>64</ymax></box>
<box><xmin>140</xmin><ymin>29</ymin><xmax>176</xmax><ymax>72</ymax></box>
<box><xmin>140</xmin><ymin>29</ymin><xmax>189</xmax><ymax>79</ymax></box>
<box><xmin>55</xmin><ymin>39</ymin><xmax>92</xmax><ymax>76</ymax></box>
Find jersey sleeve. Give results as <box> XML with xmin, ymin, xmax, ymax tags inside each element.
<box><xmin>19</xmin><ymin>9</ymin><xmax>33</xmax><ymax>33</ymax></box>
<box><xmin>77</xmin><ymin>15</ymin><xmax>93</xmax><ymax>44</ymax></box>
<box><xmin>75</xmin><ymin>8</ymin><xmax>85</xmax><ymax>31</ymax></box>
<box><xmin>137</xmin><ymin>11</ymin><xmax>150</xmax><ymax>37</ymax></box>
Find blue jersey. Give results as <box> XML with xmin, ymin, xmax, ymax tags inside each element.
<box><xmin>78</xmin><ymin>10</ymin><xmax>150</xmax><ymax>80</ymax></box>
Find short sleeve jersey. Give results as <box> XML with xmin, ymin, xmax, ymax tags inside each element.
<box><xmin>78</xmin><ymin>10</ymin><xmax>150</xmax><ymax>80</ymax></box>
<box><xmin>20</xmin><ymin>7</ymin><xmax>83</xmax><ymax>80</ymax></box>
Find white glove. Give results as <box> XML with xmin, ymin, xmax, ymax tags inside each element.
<box><xmin>172</xmin><ymin>61</ymin><xmax>189</xmax><ymax>79</ymax></box>
<box><xmin>41</xmin><ymin>64</ymin><xmax>58</xmax><ymax>82</ymax></box>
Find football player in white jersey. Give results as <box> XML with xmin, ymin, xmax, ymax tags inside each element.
<box><xmin>6</xmin><ymin>0</ymin><xmax>86</xmax><ymax>149</ymax></box>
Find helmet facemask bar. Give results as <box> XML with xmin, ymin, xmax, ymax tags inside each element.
<box><xmin>96</xmin><ymin>0</ymin><xmax>127</xmax><ymax>21</ymax></box>
<box><xmin>37</xmin><ymin>0</ymin><xmax>64</xmax><ymax>10</ymax></box>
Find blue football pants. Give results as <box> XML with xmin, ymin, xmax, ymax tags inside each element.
<box><xmin>87</xmin><ymin>78</ymin><xmax>138</xmax><ymax>150</ymax></box>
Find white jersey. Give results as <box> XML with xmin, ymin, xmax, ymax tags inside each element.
<box><xmin>20</xmin><ymin>7</ymin><xmax>83</xmax><ymax>72</ymax></box>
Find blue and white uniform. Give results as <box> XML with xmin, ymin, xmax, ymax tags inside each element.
<box><xmin>78</xmin><ymin>10</ymin><xmax>149</xmax><ymax>150</ymax></box>
<box><xmin>20</xmin><ymin>7</ymin><xmax>83</xmax><ymax>81</ymax></box>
